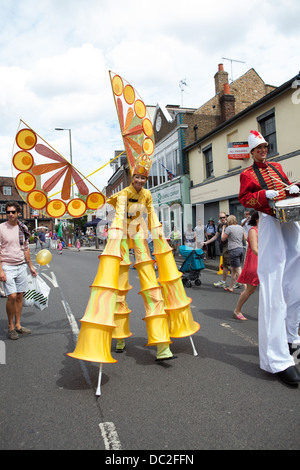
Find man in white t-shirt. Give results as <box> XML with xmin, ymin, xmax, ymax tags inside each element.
<box><xmin>241</xmin><ymin>210</ymin><xmax>251</xmax><ymax>237</ymax></box>
<box><xmin>0</xmin><ymin>202</ymin><xmax>37</xmax><ymax>340</ymax></box>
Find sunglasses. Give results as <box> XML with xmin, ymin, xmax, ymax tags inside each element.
<box><xmin>6</xmin><ymin>210</ymin><xmax>17</xmax><ymax>214</ymax></box>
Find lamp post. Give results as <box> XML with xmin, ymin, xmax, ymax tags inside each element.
<box><xmin>55</xmin><ymin>127</ymin><xmax>74</xmax><ymax>198</ymax></box>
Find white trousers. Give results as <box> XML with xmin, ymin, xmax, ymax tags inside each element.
<box><xmin>257</xmin><ymin>213</ymin><xmax>300</xmax><ymax>373</ymax></box>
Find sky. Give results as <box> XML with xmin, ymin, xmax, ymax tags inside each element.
<box><xmin>1</xmin><ymin>0</ymin><xmax>299</xmax><ymax>194</ymax></box>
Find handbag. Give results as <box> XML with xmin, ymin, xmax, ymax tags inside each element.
<box><xmin>23</xmin><ymin>274</ymin><xmax>50</xmax><ymax>311</ymax></box>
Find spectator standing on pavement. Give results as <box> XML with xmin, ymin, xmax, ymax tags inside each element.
<box><xmin>194</xmin><ymin>219</ymin><xmax>205</xmax><ymax>249</ymax></box>
<box><xmin>0</xmin><ymin>201</ymin><xmax>37</xmax><ymax>340</ymax></box>
<box><xmin>241</xmin><ymin>210</ymin><xmax>251</xmax><ymax>237</ymax></box>
<box><xmin>34</xmin><ymin>229</ymin><xmax>39</xmax><ymax>252</ymax></box>
<box><xmin>38</xmin><ymin>228</ymin><xmax>46</xmax><ymax>250</ymax></box>
<box><xmin>203</xmin><ymin>212</ymin><xmax>234</xmax><ymax>288</ymax></box>
<box><xmin>221</xmin><ymin>215</ymin><xmax>246</xmax><ymax>292</ymax></box>
<box><xmin>48</xmin><ymin>229</ymin><xmax>53</xmax><ymax>248</ymax></box>
<box><xmin>184</xmin><ymin>224</ymin><xmax>195</xmax><ymax>248</ymax></box>
<box><xmin>205</xmin><ymin>218</ymin><xmax>217</xmax><ymax>259</ymax></box>
<box><xmin>101</xmin><ymin>224</ymin><xmax>108</xmax><ymax>249</ymax></box>
<box><xmin>45</xmin><ymin>229</ymin><xmax>50</xmax><ymax>248</ymax></box>
<box><xmin>52</xmin><ymin>231</ymin><xmax>58</xmax><ymax>249</ymax></box>
<box><xmin>233</xmin><ymin>211</ymin><xmax>259</xmax><ymax>321</ymax></box>
<box><xmin>169</xmin><ymin>225</ymin><xmax>181</xmax><ymax>255</ymax></box>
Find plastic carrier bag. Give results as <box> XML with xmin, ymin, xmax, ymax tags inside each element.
<box><xmin>23</xmin><ymin>274</ymin><xmax>50</xmax><ymax>311</ymax></box>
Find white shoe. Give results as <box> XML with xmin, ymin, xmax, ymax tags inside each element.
<box><xmin>233</xmin><ymin>282</ymin><xmax>243</xmax><ymax>289</ymax></box>
<box><xmin>213</xmin><ymin>280</ymin><xmax>226</xmax><ymax>288</ymax></box>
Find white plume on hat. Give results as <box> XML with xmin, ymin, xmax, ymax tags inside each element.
<box><xmin>248</xmin><ymin>130</ymin><xmax>268</xmax><ymax>152</ymax></box>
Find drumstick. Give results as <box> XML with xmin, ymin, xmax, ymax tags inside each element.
<box><xmin>278</xmin><ymin>182</ymin><xmax>300</xmax><ymax>193</ymax></box>
<box><xmin>269</xmin><ymin>175</ymin><xmax>289</xmax><ymax>187</ymax></box>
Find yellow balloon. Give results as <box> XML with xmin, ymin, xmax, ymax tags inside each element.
<box><xmin>36</xmin><ymin>249</ymin><xmax>52</xmax><ymax>265</ymax></box>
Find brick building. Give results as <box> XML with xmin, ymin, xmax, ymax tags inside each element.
<box><xmin>148</xmin><ymin>64</ymin><xmax>276</xmax><ymax>237</ymax></box>
<box><xmin>186</xmin><ymin>72</ymin><xmax>300</xmax><ymax>226</ymax></box>
<box><xmin>105</xmin><ymin>152</ymin><xmax>130</xmax><ymax>199</ymax></box>
<box><xmin>184</xmin><ymin>64</ymin><xmax>276</xmax><ymax>146</ymax></box>
<box><xmin>0</xmin><ymin>176</ymin><xmax>54</xmax><ymax>231</ymax></box>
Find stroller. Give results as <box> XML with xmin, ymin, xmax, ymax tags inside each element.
<box><xmin>179</xmin><ymin>245</ymin><xmax>205</xmax><ymax>287</ymax></box>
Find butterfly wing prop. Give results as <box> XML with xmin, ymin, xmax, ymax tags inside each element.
<box><xmin>12</xmin><ymin>121</ymin><xmax>106</xmax><ymax>218</ymax></box>
<box><xmin>109</xmin><ymin>71</ymin><xmax>155</xmax><ymax>176</ymax></box>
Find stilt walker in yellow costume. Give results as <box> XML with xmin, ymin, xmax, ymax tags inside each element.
<box><xmin>68</xmin><ymin>72</ymin><xmax>200</xmax><ymax>394</ymax></box>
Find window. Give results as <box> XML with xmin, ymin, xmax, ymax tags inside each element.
<box><xmin>0</xmin><ymin>204</ymin><xmax>6</xmax><ymax>214</ymax></box>
<box><xmin>257</xmin><ymin>109</ymin><xmax>277</xmax><ymax>156</ymax></box>
<box><xmin>148</xmin><ymin>148</ymin><xmax>179</xmax><ymax>189</ymax></box>
<box><xmin>203</xmin><ymin>145</ymin><xmax>214</xmax><ymax>178</ymax></box>
<box><xmin>158</xmin><ymin>157</ymin><xmax>166</xmax><ymax>184</ymax></box>
<box><xmin>148</xmin><ymin>161</ymin><xmax>158</xmax><ymax>188</ymax></box>
<box><xmin>3</xmin><ymin>186</ymin><xmax>12</xmax><ymax>196</ymax></box>
<box><xmin>174</xmin><ymin>149</ymin><xmax>180</xmax><ymax>176</ymax></box>
<box><xmin>165</xmin><ymin>152</ymin><xmax>174</xmax><ymax>177</ymax></box>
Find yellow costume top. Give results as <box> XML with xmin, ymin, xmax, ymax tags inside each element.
<box><xmin>108</xmin><ymin>184</ymin><xmax>157</xmax><ymax>238</ymax></box>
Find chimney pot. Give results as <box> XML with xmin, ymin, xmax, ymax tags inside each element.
<box><xmin>224</xmin><ymin>83</ymin><xmax>230</xmax><ymax>94</ymax></box>
<box><xmin>218</xmin><ymin>64</ymin><xmax>224</xmax><ymax>72</ymax></box>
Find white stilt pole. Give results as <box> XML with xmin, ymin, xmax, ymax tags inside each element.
<box><xmin>96</xmin><ymin>363</ymin><xmax>103</xmax><ymax>396</ymax></box>
<box><xmin>189</xmin><ymin>336</ymin><xmax>198</xmax><ymax>356</ymax></box>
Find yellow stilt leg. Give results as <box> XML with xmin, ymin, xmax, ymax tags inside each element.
<box><xmin>112</xmin><ymin>263</ymin><xmax>133</xmax><ymax>340</ymax></box>
<box><xmin>133</xmin><ymin>234</ymin><xmax>172</xmax><ymax>351</ymax></box>
<box><xmin>68</xmin><ymin>227</ymin><xmax>123</xmax><ymax>363</ymax></box>
<box><xmin>151</xmin><ymin>217</ymin><xmax>200</xmax><ymax>340</ymax></box>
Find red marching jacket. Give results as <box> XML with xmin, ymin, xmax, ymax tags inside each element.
<box><xmin>239</xmin><ymin>161</ymin><xmax>293</xmax><ymax>216</ymax></box>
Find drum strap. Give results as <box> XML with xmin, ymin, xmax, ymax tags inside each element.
<box><xmin>252</xmin><ymin>162</ymin><xmax>289</xmax><ymax>189</ymax></box>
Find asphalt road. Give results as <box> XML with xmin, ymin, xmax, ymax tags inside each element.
<box><xmin>0</xmin><ymin>247</ymin><xmax>299</xmax><ymax>451</ymax></box>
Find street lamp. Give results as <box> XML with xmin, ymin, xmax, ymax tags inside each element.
<box><xmin>55</xmin><ymin>127</ymin><xmax>74</xmax><ymax>198</ymax></box>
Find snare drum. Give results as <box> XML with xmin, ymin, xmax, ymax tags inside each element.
<box><xmin>271</xmin><ymin>197</ymin><xmax>300</xmax><ymax>223</ymax></box>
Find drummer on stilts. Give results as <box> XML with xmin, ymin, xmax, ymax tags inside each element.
<box><xmin>239</xmin><ymin>130</ymin><xmax>300</xmax><ymax>386</ymax></box>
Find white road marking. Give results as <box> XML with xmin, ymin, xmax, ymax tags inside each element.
<box><xmin>60</xmin><ymin>299</ymin><xmax>122</xmax><ymax>449</ymax></box>
<box><xmin>221</xmin><ymin>322</ymin><xmax>258</xmax><ymax>346</ymax></box>
<box><xmin>40</xmin><ymin>271</ymin><xmax>59</xmax><ymax>288</ymax></box>
<box><xmin>99</xmin><ymin>422</ymin><xmax>122</xmax><ymax>450</ymax></box>
<box><xmin>61</xmin><ymin>300</ymin><xmax>80</xmax><ymax>338</ymax></box>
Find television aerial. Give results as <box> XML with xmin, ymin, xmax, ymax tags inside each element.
<box><xmin>222</xmin><ymin>57</ymin><xmax>245</xmax><ymax>82</ymax></box>
<box><xmin>179</xmin><ymin>79</ymin><xmax>189</xmax><ymax>107</ymax></box>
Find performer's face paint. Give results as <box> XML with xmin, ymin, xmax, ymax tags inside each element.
<box><xmin>132</xmin><ymin>174</ymin><xmax>147</xmax><ymax>193</ymax></box>
<box><xmin>252</xmin><ymin>143</ymin><xmax>268</xmax><ymax>163</ymax></box>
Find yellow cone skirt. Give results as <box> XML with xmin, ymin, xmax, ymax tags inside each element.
<box><xmin>68</xmin><ymin>322</ymin><xmax>117</xmax><ymax>363</ymax></box>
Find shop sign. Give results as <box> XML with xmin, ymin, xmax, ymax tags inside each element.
<box><xmin>228</xmin><ymin>142</ymin><xmax>250</xmax><ymax>160</ymax></box>
<box><xmin>151</xmin><ymin>182</ymin><xmax>181</xmax><ymax>205</ymax></box>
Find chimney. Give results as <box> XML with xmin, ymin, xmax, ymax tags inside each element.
<box><xmin>214</xmin><ymin>63</ymin><xmax>229</xmax><ymax>95</ymax></box>
<box><xmin>220</xmin><ymin>83</ymin><xmax>235</xmax><ymax>122</ymax></box>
